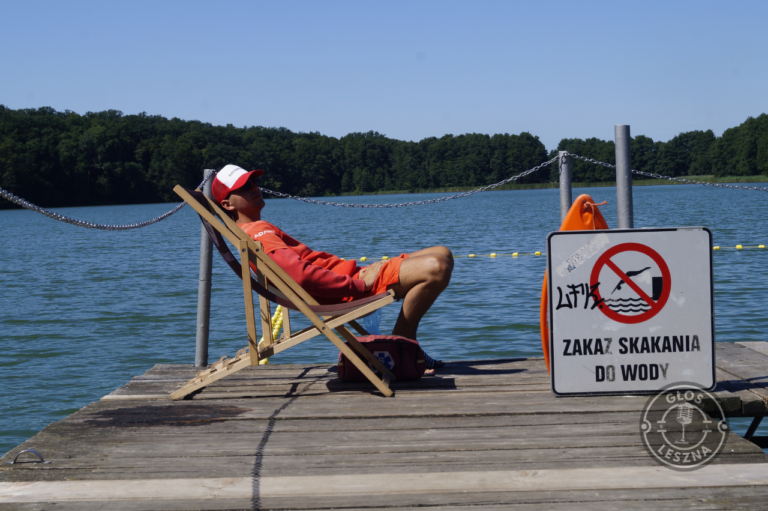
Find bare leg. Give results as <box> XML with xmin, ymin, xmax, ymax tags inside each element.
<box><xmin>389</xmin><ymin>246</ymin><xmax>453</xmax><ymax>340</ymax></box>
<box><xmin>405</xmin><ymin>245</ymin><xmax>454</xmax><ymax>268</ymax></box>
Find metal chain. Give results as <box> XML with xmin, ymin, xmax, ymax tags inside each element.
<box><xmin>566</xmin><ymin>153</ymin><xmax>768</xmax><ymax>193</ymax></box>
<box><xmin>258</xmin><ymin>156</ymin><xmax>560</xmax><ymax>208</ymax></box>
<box><xmin>0</xmin><ymin>170</ymin><xmax>217</xmax><ymax>231</ymax></box>
<box><xmin>0</xmin><ymin>157</ymin><xmax>557</xmax><ymax>225</ymax></box>
<box><xmin>8</xmin><ymin>150</ymin><xmax>761</xmax><ymax>229</ymax></box>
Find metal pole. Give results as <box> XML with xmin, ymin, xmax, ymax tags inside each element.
<box><xmin>614</xmin><ymin>125</ymin><xmax>634</xmax><ymax>229</ymax></box>
<box><xmin>195</xmin><ymin>169</ymin><xmax>214</xmax><ymax>367</ymax></box>
<box><xmin>558</xmin><ymin>151</ymin><xmax>572</xmax><ymax>222</ymax></box>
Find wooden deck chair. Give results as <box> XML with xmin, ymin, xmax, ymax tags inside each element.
<box><xmin>170</xmin><ymin>185</ymin><xmax>397</xmax><ymax>399</ymax></box>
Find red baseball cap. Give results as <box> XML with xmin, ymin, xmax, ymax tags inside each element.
<box><xmin>212</xmin><ymin>164</ymin><xmax>265</xmax><ymax>204</ymax></box>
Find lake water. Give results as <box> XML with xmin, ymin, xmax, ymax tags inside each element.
<box><xmin>2</xmin><ymin>184</ymin><xmax>767</xmax><ymax>455</ymax></box>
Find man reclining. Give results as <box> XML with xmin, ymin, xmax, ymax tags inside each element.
<box><xmin>212</xmin><ymin>164</ymin><xmax>453</xmax><ymax>371</ymax></box>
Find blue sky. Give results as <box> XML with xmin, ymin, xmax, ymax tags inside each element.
<box><xmin>1</xmin><ymin>0</ymin><xmax>766</xmax><ymax>151</ymax></box>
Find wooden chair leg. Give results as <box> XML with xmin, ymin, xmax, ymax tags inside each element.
<box><xmin>171</xmin><ymin>347</ymin><xmax>251</xmax><ymax>400</ymax></box>
<box><xmin>256</xmin><ymin>259</ymin><xmax>273</xmax><ymax>352</ymax></box>
<box><xmin>283</xmin><ymin>309</ymin><xmax>291</xmax><ymax>338</ymax></box>
<box><xmin>239</xmin><ymin>240</ymin><xmax>260</xmax><ymax>366</ymax></box>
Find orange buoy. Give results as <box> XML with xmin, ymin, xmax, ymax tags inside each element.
<box><xmin>540</xmin><ymin>194</ymin><xmax>609</xmax><ymax>373</ymax></box>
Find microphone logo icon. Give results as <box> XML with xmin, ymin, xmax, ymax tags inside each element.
<box><xmin>675</xmin><ymin>403</ymin><xmax>694</xmax><ymax>444</ymax></box>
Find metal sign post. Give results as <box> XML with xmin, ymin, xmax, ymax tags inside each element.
<box><xmin>558</xmin><ymin>151</ymin><xmax>573</xmax><ymax>222</ymax></box>
<box><xmin>547</xmin><ymin>227</ymin><xmax>715</xmax><ymax>395</ymax></box>
<box><xmin>615</xmin><ymin>125</ymin><xmax>634</xmax><ymax>229</ymax></box>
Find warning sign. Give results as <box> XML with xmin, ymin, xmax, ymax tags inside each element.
<box><xmin>547</xmin><ymin>228</ymin><xmax>715</xmax><ymax>396</ymax></box>
<box><xmin>590</xmin><ymin>243</ymin><xmax>671</xmax><ymax>324</ymax></box>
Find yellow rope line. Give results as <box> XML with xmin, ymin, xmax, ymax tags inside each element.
<box><xmin>339</xmin><ymin>245</ymin><xmax>765</xmax><ymax>260</ymax></box>
<box><xmin>341</xmin><ymin>253</ymin><xmax>544</xmax><ymax>261</ymax></box>
<box><xmin>713</xmin><ymin>245</ymin><xmax>766</xmax><ymax>250</ymax></box>
<box><xmin>458</xmin><ymin>252</ymin><xmax>543</xmax><ymax>258</ymax></box>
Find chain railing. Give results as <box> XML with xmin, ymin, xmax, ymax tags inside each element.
<box><xmin>2</xmin><ymin>153</ymin><xmax>766</xmax><ymax>229</ymax></box>
<box><xmin>0</xmin><ymin>158</ymin><xmax>558</xmax><ymax>226</ymax></box>
<box><xmin>566</xmin><ymin>153</ymin><xmax>768</xmax><ymax>193</ymax></box>
<box><xmin>258</xmin><ymin>156</ymin><xmax>559</xmax><ymax>207</ymax></box>
<box><xmin>0</xmin><ymin>170</ymin><xmax>217</xmax><ymax>231</ymax></box>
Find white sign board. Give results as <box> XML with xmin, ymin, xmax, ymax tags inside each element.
<box><xmin>547</xmin><ymin>228</ymin><xmax>715</xmax><ymax>396</ymax></box>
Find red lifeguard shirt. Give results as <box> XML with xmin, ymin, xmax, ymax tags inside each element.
<box><xmin>240</xmin><ymin>220</ymin><xmax>366</xmax><ymax>302</ymax></box>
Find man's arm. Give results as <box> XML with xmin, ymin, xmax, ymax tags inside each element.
<box><xmin>269</xmin><ymin>248</ymin><xmax>367</xmax><ymax>299</ymax></box>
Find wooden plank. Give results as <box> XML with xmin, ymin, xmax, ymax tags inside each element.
<box><xmin>90</xmin><ymin>388</ymin><xmax>735</xmax><ymax>420</ymax></box>
<box><xmin>189</xmin><ymin>384</ymin><xmax>553</xmax><ymax>400</ymax></box>
<box><xmin>102</xmin><ymin>394</ymin><xmax>170</xmax><ymax>401</ymax></box>
<box><xmin>717</xmin><ymin>343</ymin><xmax>768</xmax><ymax>409</ymax></box>
<box><xmin>8</xmin><ymin>430</ymin><xmax>755</xmax><ymax>460</ymax></box>
<box><xmin>255</xmin><ymin>251</ymin><xmax>273</xmax><ymax>353</ymax></box>
<box><xmin>4</xmin><ymin>463</ymin><xmax>768</xmax><ymax>504</ymax></box>
<box><xmin>717</xmin><ymin>343</ymin><xmax>768</xmax><ymax>383</ymax></box>
<box><xmin>3</xmin><ymin>450</ymin><xmax>765</xmax><ymax>485</ymax></box>
<box><xmin>738</xmin><ymin>341</ymin><xmax>768</xmax><ymax>357</ymax></box>
<box><xmin>40</xmin><ymin>409</ymin><xmax>656</xmax><ymax>432</ymax></box>
<box><xmin>241</xmin><ymin>239</ymin><xmax>261</xmax><ymax>365</ymax></box>
<box><xmin>716</xmin><ymin>368</ymin><xmax>768</xmax><ymax>415</ymax></box>
<box><xmin>168</xmin><ymin>350</ymin><xmax>251</xmax><ymax>401</ymax></box>
<box><xmin>282</xmin><ymin>308</ymin><xmax>292</xmax><ymax>338</ymax></box>
<box><xmin>7</xmin><ymin>486</ymin><xmax>768</xmax><ymax>511</ymax></box>
<box><xmin>8</xmin><ymin>486</ymin><xmax>768</xmax><ymax>511</ymax></box>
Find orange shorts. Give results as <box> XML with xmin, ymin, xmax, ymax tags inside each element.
<box><xmin>355</xmin><ymin>254</ymin><xmax>409</xmax><ymax>297</ymax></box>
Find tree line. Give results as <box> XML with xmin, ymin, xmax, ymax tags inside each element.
<box><xmin>1</xmin><ymin>105</ymin><xmax>766</xmax><ymax>209</ymax></box>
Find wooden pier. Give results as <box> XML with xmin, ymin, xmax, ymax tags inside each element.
<box><xmin>3</xmin><ymin>341</ymin><xmax>768</xmax><ymax>510</ymax></box>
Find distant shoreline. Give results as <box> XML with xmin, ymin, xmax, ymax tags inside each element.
<box><xmin>337</xmin><ymin>175</ymin><xmax>768</xmax><ymax>197</ymax></box>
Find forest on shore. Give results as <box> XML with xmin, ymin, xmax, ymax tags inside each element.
<box><xmin>1</xmin><ymin>104</ymin><xmax>767</xmax><ymax>208</ymax></box>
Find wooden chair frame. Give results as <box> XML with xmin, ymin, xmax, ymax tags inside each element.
<box><xmin>170</xmin><ymin>185</ymin><xmax>396</xmax><ymax>399</ymax></box>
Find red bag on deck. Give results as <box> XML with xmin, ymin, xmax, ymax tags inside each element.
<box><xmin>337</xmin><ymin>335</ymin><xmax>426</xmax><ymax>382</ymax></box>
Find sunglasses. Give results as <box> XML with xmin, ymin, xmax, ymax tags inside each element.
<box><xmin>238</xmin><ymin>178</ymin><xmax>260</xmax><ymax>192</ymax></box>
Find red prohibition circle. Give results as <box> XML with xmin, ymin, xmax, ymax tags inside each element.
<box><xmin>589</xmin><ymin>242</ymin><xmax>671</xmax><ymax>324</ymax></box>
